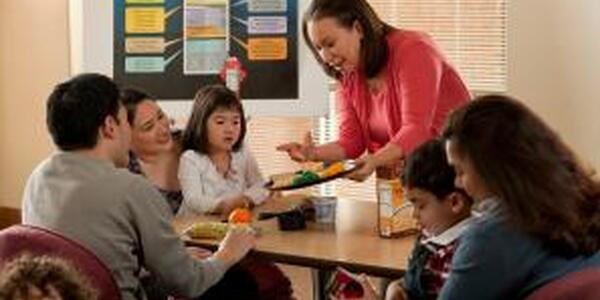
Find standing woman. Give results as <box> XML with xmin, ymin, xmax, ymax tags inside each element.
<box><xmin>278</xmin><ymin>0</ymin><xmax>470</xmax><ymax>180</ymax></box>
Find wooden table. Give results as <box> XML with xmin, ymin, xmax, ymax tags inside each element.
<box><xmin>173</xmin><ymin>195</ymin><xmax>416</xmax><ymax>299</ymax></box>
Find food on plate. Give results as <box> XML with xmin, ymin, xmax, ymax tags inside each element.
<box><xmin>268</xmin><ymin>172</ymin><xmax>297</xmax><ymax>189</ymax></box>
<box><xmin>267</xmin><ymin>160</ymin><xmax>356</xmax><ymax>190</ymax></box>
<box><xmin>317</xmin><ymin>161</ymin><xmax>346</xmax><ymax>178</ymax></box>
<box><xmin>292</xmin><ymin>170</ymin><xmax>320</xmax><ymax>186</ymax></box>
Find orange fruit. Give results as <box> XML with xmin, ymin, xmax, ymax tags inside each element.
<box><xmin>228</xmin><ymin>208</ymin><xmax>253</xmax><ymax>224</ymax></box>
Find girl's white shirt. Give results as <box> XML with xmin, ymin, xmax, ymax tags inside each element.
<box><xmin>177</xmin><ymin>145</ymin><xmax>268</xmax><ymax>216</ymax></box>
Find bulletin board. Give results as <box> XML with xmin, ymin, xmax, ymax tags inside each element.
<box><xmin>69</xmin><ymin>0</ymin><xmax>329</xmax><ymax>117</ymax></box>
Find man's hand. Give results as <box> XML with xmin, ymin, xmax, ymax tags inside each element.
<box><xmin>213</xmin><ymin>227</ymin><xmax>256</xmax><ymax>268</ymax></box>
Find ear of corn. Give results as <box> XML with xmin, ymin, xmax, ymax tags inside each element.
<box><xmin>184</xmin><ymin>222</ymin><xmax>255</xmax><ymax>240</ymax></box>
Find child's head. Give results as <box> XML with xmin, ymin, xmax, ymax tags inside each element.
<box><xmin>182</xmin><ymin>85</ymin><xmax>246</xmax><ymax>154</ymax></box>
<box><xmin>0</xmin><ymin>255</ymin><xmax>97</xmax><ymax>300</ymax></box>
<box><xmin>402</xmin><ymin>139</ymin><xmax>472</xmax><ymax>236</ymax></box>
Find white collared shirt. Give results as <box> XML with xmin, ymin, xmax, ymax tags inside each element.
<box><xmin>177</xmin><ymin>146</ymin><xmax>268</xmax><ymax>216</ymax></box>
<box><xmin>422</xmin><ymin>216</ymin><xmax>477</xmax><ymax>247</ymax></box>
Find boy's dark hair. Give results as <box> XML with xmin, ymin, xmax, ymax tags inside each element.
<box><xmin>443</xmin><ymin>94</ymin><xmax>600</xmax><ymax>255</ymax></box>
<box><xmin>182</xmin><ymin>85</ymin><xmax>246</xmax><ymax>154</ymax></box>
<box><xmin>0</xmin><ymin>254</ymin><xmax>98</xmax><ymax>300</ymax></box>
<box><xmin>302</xmin><ymin>0</ymin><xmax>390</xmax><ymax>79</ymax></box>
<box><xmin>120</xmin><ymin>87</ymin><xmax>153</xmax><ymax>125</ymax></box>
<box><xmin>403</xmin><ymin>139</ymin><xmax>464</xmax><ymax>201</ymax></box>
<box><xmin>46</xmin><ymin>73</ymin><xmax>121</xmax><ymax>151</ymax></box>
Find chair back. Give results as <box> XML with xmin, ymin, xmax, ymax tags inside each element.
<box><xmin>0</xmin><ymin>224</ymin><xmax>121</xmax><ymax>300</ymax></box>
<box><xmin>525</xmin><ymin>267</ymin><xmax>600</xmax><ymax>300</ymax></box>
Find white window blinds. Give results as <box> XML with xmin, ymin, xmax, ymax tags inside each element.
<box><xmin>248</xmin><ymin>0</ymin><xmax>508</xmax><ymax>202</ymax></box>
<box><xmin>369</xmin><ymin>0</ymin><xmax>508</xmax><ymax>92</ymax></box>
<box><xmin>246</xmin><ymin>116</ymin><xmax>314</xmax><ymax>178</ymax></box>
<box><xmin>315</xmin><ymin>92</ymin><xmax>378</xmax><ymax>201</ymax></box>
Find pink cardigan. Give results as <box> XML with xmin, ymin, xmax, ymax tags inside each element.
<box><xmin>336</xmin><ymin>29</ymin><xmax>470</xmax><ymax>158</ymax></box>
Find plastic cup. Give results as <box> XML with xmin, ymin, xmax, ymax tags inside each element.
<box><xmin>313</xmin><ymin>196</ymin><xmax>337</xmax><ymax>224</ymax></box>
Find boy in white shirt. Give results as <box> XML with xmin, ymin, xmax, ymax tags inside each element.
<box><xmin>387</xmin><ymin>139</ymin><xmax>474</xmax><ymax>300</ymax></box>
<box><xmin>348</xmin><ymin>139</ymin><xmax>474</xmax><ymax>300</ymax></box>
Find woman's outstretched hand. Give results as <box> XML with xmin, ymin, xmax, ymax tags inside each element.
<box><xmin>276</xmin><ymin>131</ymin><xmax>315</xmax><ymax>162</ymax></box>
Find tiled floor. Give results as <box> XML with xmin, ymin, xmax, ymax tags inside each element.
<box><xmin>279</xmin><ymin>264</ymin><xmax>312</xmax><ymax>300</ymax></box>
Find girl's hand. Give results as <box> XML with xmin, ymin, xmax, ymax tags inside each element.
<box><xmin>219</xmin><ymin>195</ymin><xmax>252</xmax><ymax>218</ymax></box>
<box><xmin>347</xmin><ymin>155</ymin><xmax>377</xmax><ymax>182</ymax></box>
<box><xmin>276</xmin><ymin>132</ymin><xmax>315</xmax><ymax>162</ymax></box>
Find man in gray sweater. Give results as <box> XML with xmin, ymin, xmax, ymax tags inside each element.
<box><xmin>22</xmin><ymin>73</ymin><xmax>256</xmax><ymax>300</ymax></box>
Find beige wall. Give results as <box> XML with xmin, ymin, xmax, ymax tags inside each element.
<box><xmin>0</xmin><ymin>1</ymin><xmax>69</xmax><ymax>208</ymax></box>
<box><xmin>508</xmin><ymin>0</ymin><xmax>600</xmax><ymax>171</ymax></box>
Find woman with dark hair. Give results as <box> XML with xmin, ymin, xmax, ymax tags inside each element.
<box><xmin>278</xmin><ymin>0</ymin><xmax>470</xmax><ymax>181</ymax></box>
<box><xmin>440</xmin><ymin>95</ymin><xmax>600</xmax><ymax>299</ymax></box>
<box><xmin>122</xmin><ymin>88</ymin><xmax>184</xmax><ymax>214</ymax></box>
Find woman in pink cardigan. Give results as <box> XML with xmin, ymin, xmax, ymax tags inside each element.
<box><xmin>278</xmin><ymin>0</ymin><xmax>470</xmax><ymax>181</ymax></box>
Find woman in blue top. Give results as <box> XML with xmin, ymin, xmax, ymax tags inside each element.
<box><xmin>440</xmin><ymin>95</ymin><xmax>600</xmax><ymax>299</ymax></box>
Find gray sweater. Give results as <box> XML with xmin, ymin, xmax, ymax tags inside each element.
<box><xmin>22</xmin><ymin>152</ymin><xmax>227</xmax><ymax>300</ymax></box>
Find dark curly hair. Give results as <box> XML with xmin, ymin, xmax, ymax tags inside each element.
<box><xmin>0</xmin><ymin>254</ymin><xmax>98</xmax><ymax>300</ymax></box>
